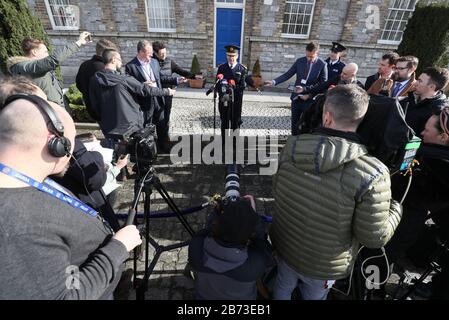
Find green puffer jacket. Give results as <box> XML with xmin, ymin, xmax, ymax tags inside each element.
<box><xmin>6</xmin><ymin>43</ymin><xmax>80</xmax><ymax>107</ymax></box>
<box><xmin>270</xmin><ymin>130</ymin><xmax>402</xmax><ymax>280</ymax></box>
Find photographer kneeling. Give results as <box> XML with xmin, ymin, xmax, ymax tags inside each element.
<box><xmin>188</xmin><ymin>195</ymin><xmax>273</xmax><ymax>300</ymax></box>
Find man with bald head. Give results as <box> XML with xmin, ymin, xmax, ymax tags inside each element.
<box><xmin>0</xmin><ymin>77</ymin><xmax>141</xmax><ymax>299</ymax></box>
<box><xmin>297</xmin><ymin>62</ymin><xmax>364</xmax><ymax>98</ymax></box>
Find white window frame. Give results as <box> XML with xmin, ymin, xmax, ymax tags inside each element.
<box><xmin>44</xmin><ymin>0</ymin><xmax>79</xmax><ymax>31</ymax></box>
<box><xmin>144</xmin><ymin>0</ymin><xmax>176</xmax><ymax>33</ymax></box>
<box><xmin>378</xmin><ymin>0</ymin><xmax>419</xmax><ymax>45</ymax></box>
<box><xmin>281</xmin><ymin>0</ymin><xmax>316</xmax><ymax>39</ymax></box>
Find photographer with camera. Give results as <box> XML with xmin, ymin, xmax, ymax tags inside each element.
<box><xmin>6</xmin><ymin>31</ymin><xmax>92</xmax><ymax>110</ymax></box>
<box><xmin>188</xmin><ymin>166</ymin><xmax>272</xmax><ymax>300</ymax></box>
<box><xmin>271</xmin><ymin>85</ymin><xmax>402</xmax><ymax>300</ymax></box>
<box><xmin>0</xmin><ymin>81</ymin><xmax>141</xmax><ymax>299</ymax></box>
<box><xmin>188</xmin><ymin>196</ymin><xmax>272</xmax><ymax>300</ymax></box>
<box><xmin>89</xmin><ymin>49</ymin><xmax>175</xmax><ymax>139</ymax></box>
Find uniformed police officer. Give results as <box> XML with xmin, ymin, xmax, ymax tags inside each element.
<box><xmin>216</xmin><ymin>45</ymin><xmax>254</xmax><ymax>136</ymax></box>
<box><xmin>325</xmin><ymin>42</ymin><xmax>346</xmax><ymax>80</ymax></box>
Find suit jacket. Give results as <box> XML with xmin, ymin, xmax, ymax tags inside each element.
<box><xmin>364</xmin><ymin>73</ymin><xmax>380</xmax><ymax>91</ymax></box>
<box><xmin>125</xmin><ymin>57</ymin><xmax>177</xmax><ymax>112</ymax></box>
<box><xmin>274</xmin><ymin>57</ymin><xmax>328</xmax><ymax>101</ymax></box>
<box><xmin>305</xmin><ymin>74</ymin><xmax>364</xmax><ymax>96</ymax></box>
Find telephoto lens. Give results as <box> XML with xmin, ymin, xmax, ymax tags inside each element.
<box><xmin>225</xmin><ymin>164</ymin><xmax>241</xmax><ymax>201</ymax></box>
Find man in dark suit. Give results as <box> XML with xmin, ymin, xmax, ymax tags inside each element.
<box><xmin>75</xmin><ymin>39</ymin><xmax>117</xmax><ymax>120</ymax></box>
<box><xmin>265</xmin><ymin>42</ymin><xmax>328</xmax><ymax>135</ymax></box>
<box><xmin>152</xmin><ymin>41</ymin><xmax>191</xmax><ymax>148</ymax></box>
<box><xmin>216</xmin><ymin>44</ymin><xmax>255</xmax><ymax>140</ymax></box>
<box><xmin>325</xmin><ymin>42</ymin><xmax>346</xmax><ymax>80</ymax></box>
<box><xmin>125</xmin><ymin>40</ymin><xmax>180</xmax><ymax>149</ymax></box>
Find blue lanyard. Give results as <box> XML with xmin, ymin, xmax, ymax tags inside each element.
<box><xmin>0</xmin><ymin>162</ymin><xmax>98</xmax><ymax>217</ymax></box>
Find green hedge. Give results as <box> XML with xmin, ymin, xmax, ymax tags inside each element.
<box><xmin>66</xmin><ymin>84</ymin><xmax>95</xmax><ymax>123</ymax></box>
<box><xmin>398</xmin><ymin>2</ymin><xmax>449</xmax><ymax>74</ymax></box>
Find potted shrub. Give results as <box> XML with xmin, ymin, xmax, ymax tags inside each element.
<box><xmin>188</xmin><ymin>54</ymin><xmax>205</xmax><ymax>88</ymax></box>
<box><xmin>250</xmin><ymin>58</ymin><xmax>263</xmax><ymax>90</ymax></box>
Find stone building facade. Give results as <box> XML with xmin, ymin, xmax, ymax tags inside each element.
<box><xmin>27</xmin><ymin>0</ymin><xmax>447</xmax><ymax>87</ymax></box>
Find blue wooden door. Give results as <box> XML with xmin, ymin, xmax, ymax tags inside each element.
<box><xmin>216</xmin><ymin>8</ymin><xmax>243</xmax><ymax>66</ymax></box>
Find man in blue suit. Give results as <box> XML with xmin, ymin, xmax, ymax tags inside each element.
<box><xmin>265</xmin><ymin>42</ymin><xmax>327</xmax><ymax>135</ymax></box>
<box><xmin>125</xmin><ymin>40</ymin><xmax>182</xmax><ymax>151</ymax></box>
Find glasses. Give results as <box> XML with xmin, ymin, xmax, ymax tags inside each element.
<box><xmin>395</xmin><ymin>67</ymin><xmax>408</xmax><ymax>71</ymax></box>
<box><xmin>440</xmin><ymin>108</ymin><xmax>449</xmax><ymax>136</ymax></box>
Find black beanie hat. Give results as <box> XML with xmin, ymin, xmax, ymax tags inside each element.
<box><xmin>214</xmin><ymin>198</ymin><xmax>259</xmax><ymax>247</ymax></box>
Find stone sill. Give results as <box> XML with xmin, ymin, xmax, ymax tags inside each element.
<box><xmin>46</xmin><ymin>30</ymin><xmax>208</xmax><ymax>40</ymax></box>
<box><xmin>248</xmin><ymin>36</ymin><xmax>398</xmax><ymax>50</ymax></box>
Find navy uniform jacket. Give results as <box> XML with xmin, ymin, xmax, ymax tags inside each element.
<box><xmin>325</xmin><ymin>57</ymin><xmax>345</xmax><ymax>80</ymax></box>
<box><xmin>274</xmin><ymin>57</ymin><xmax>328</xmax><ymax>101</ymax></box>
<box><xmin>217</xmin><ymin>62</ymin><xmax>254</xmax><ymax>100</ymax></box>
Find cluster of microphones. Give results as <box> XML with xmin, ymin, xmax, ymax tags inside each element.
<box><xmin>206</xmin><ymin>74</ymin><xmax>236</xmax><ymax>96</ymax></box>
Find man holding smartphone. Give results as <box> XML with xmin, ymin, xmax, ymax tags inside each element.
<box><xmin>7</xmin><ymin>31</ymin><xmax>92</xmax><ymax>110</ymax></box>
<box><xmin>265</xmin><ymin>42</ymin><xmax>327</xmax><ymax>135</ymax></box>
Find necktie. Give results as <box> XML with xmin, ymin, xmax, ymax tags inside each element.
<box><xmin>392</xmin><ymin>82</ymin><xmax>402</xmax><ymax>97</ymax></box>
<box><xmin>305</xmin><ymin>61</ymin><xmax>311</xmax><ymax>79</ymax></box>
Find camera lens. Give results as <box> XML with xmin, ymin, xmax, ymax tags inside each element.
<box><xmin>225</xmin><ymin>164</ymin><xmax>240</xmax><ymax>201</ymax></box>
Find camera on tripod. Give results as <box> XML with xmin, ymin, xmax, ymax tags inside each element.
<box><xmin>106</xmin><ymin>124</ymin><xmax>158</xmax><ymax>167</ymax></box>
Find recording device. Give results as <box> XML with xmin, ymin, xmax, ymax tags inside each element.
<box><xmin>86</xmin><ymin>34</ymin><xmax>92</xmax><ymax>42</ymax></box>
<box><xmin>106</xmin><ymin>124</ymin><xmax>157</xmax><ymax>166</ymax></box>
<box><xmin>298</xmin><ymin>93</ymin><xmax>420</xmax><ymax>172</ymax></box>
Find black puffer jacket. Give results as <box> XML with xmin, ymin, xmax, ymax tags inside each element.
<box><xmin>403</xmin><ymin>92</ymin><xmax>449</xmax><ymax>136</ymax></box>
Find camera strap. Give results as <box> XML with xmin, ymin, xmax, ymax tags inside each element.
<box><xmin>0</xmin><ymin>162</ymin><xmax>98</xmax><ymax>217</ymax></box>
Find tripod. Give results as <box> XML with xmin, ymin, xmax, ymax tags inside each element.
<box><xmin>126</xmin><ymin>165</ymin><xmax>195</xmax><ymax>300</ymax></box>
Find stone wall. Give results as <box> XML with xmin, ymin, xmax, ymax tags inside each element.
<box><xmin>27</xmin><ymin>0</ymin><xmax>449</xmax><ymax>88</ymax></box>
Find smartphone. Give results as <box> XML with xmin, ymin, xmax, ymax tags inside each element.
<box><xmin>287</xmin><ymin>84</ymin><xmax>295</xmax><ymax>91</ymax></box>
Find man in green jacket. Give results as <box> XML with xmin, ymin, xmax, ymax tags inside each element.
<box><xmin>271</xmin><ymin>85</ymin><xmax>403</xmax><ymax>300</ymax></box>
<box><xmin>6</xmin><ymin>31</ymin><xmax>91</xmax><ymax>108</ymax></box>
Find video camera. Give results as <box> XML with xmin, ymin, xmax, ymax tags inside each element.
<box><xmin>298</xmin><ymin>92</ymin><xmax>421</xmax><ymax>172</ymax></box>
<box><xmin>106</xmin><ymin>124</ymin><xmax>158</xmax><ymax>167</ymax></box>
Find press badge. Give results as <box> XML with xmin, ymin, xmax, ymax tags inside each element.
<box><xmin>301</xmin><ymin>79</ymin><xmax>307</xmax><ymax>85</ymax></box>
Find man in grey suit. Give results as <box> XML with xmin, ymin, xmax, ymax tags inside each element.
<box><xmin>265</xmin><ymin>42</ymin><xmax>328</xmax><ymax>135</ymax></box>
<box><xmin>125</xmin><ymin>40</ymin><xmax>181</xmax><ymax>149</ymax></box>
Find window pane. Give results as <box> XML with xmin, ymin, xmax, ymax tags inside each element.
<box><xmin>147</xmin><ymin>0</ymin><xmax>175</xmax><ymax>31</ymax></box>
<box><xmin>380</xmin><ymin>0</ymin><xmax>417</xmax><ymax>42</ymax></box>
<box><xmin>282</xmin><ymin>0</ymin><xmax>316</xmax><ymax>36</ymax></box>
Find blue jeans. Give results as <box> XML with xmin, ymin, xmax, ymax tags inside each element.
<box><xmin>273</xmin><ymin>257</ymin><xmax>335</xmax><ymax>300</ymax></box>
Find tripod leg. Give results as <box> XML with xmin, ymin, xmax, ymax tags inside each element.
<box><xmin>155</xmin><ymin>181</ymin><xmax>195</xmax><ymax>236</ymax></box>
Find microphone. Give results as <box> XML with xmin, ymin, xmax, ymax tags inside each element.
<box><xmin>206</xmin><ymin>74</ymin><xmax>225</xmax><ymax>96</ymax></box>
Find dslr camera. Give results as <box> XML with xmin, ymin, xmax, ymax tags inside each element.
<box><xmin>107</xmin><ymin>124</ymin><xmax>158</xmax><ymax>167</ymax></box>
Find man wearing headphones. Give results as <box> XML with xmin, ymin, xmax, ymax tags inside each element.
<box><xmin>0</xmin><ymin>80</ymin><xmax>141</xmax><ymax>299</ymax></box>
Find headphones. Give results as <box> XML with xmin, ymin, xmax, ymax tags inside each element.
<box><xmin>2</xmin><ymin>94</ymin><xmax>72</xmax><ymax>157</ymax></box>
